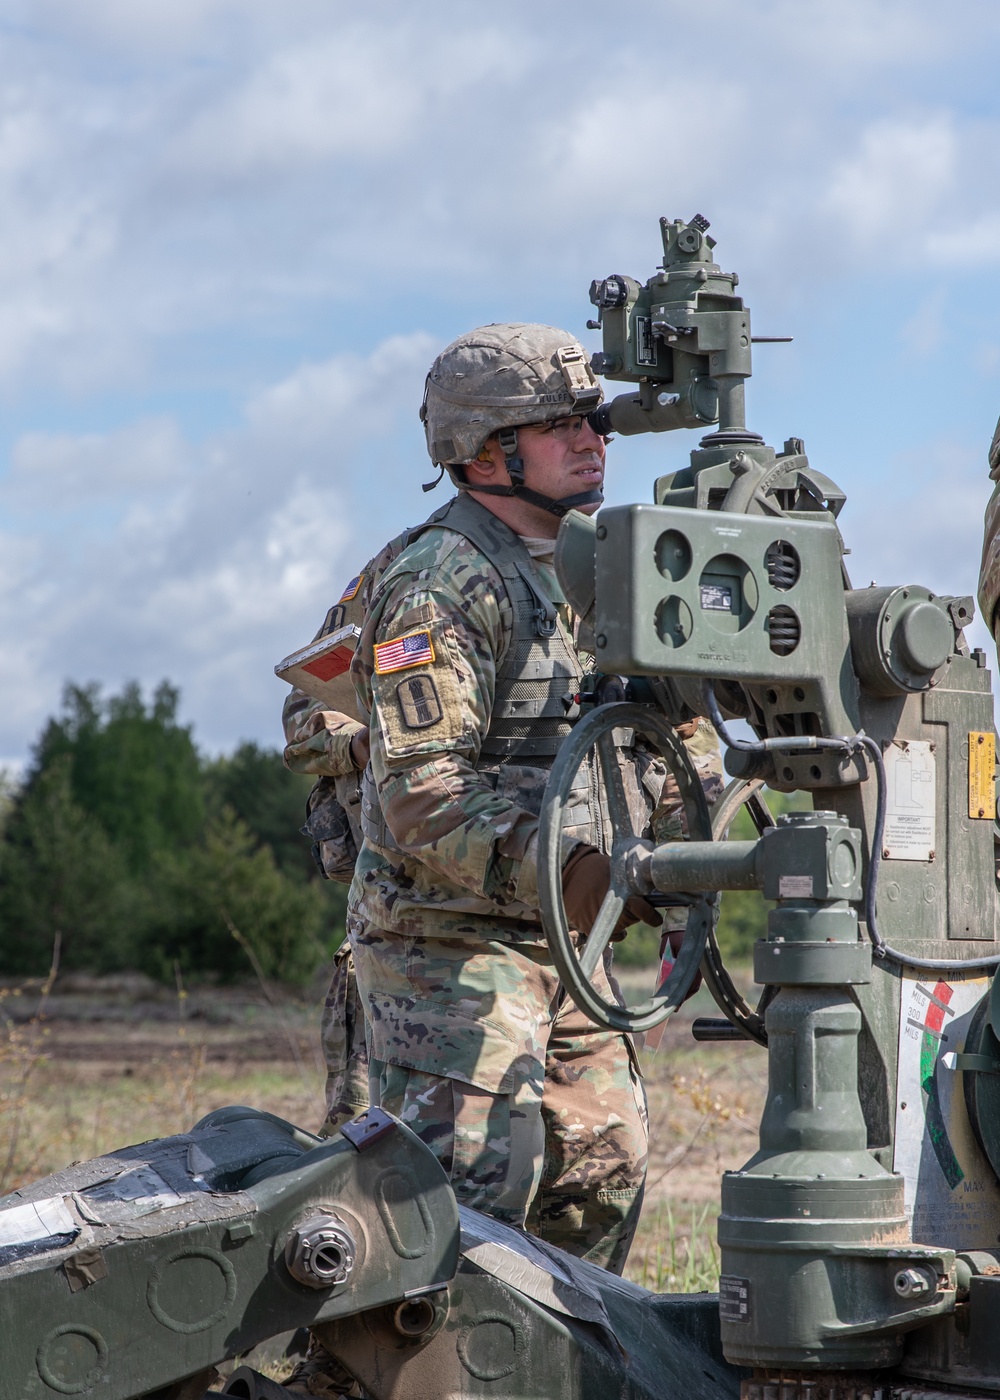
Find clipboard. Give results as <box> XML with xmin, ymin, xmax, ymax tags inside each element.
<box><xmin>275</xmin><ymin>624</ymin><xmax>362</xmax><ymax>716</ymax></box>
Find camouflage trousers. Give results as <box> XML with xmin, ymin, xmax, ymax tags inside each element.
<box><xmin>348</xmin><ymin>920</ymin><xmax>648</xmax><ymax>1275</ymax></box>
<box><xmin>319</xmin><ymin>941</ymin><xmax>371</xmax><ymax>1136</ymax></box>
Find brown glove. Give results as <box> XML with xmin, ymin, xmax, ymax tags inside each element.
<box><xmin>660</xmin><ymin>926</ymin><xmax>703</xmax><ymax>1000</ymax></box>
<box><xmin>349</xmin><ymin>726</ymin><xmax>371</xmax><ymax>772</ymax></box>
<box><xmin>561</xmin><ymin>845</ymin><xmax>660</xmax><ymax>936</ymax></box>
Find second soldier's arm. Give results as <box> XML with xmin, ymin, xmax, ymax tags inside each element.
<box><xmin>280</xmin><ymin>533</ymin><xmax>416</xmax><ymax>778</ymax></box>
<box><xmin>282</xmin><ymin>687</ymin><xmax>365</xmax><ymax>779</ymax></box>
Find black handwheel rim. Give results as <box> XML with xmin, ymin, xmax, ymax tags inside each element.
<box><xmin>699</xmin><ymin>776</ymin><xmax>773</xmax><ymax>1046</ymax></box>
<box><xmin>538</xmin><ymin>702</ymin><xmax>713</xmax><ymax>1035</ymax></box>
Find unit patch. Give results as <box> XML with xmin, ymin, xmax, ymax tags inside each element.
<box><xmin>372</xmin><ymin>619</ymin><xmax>466</xmax><ymax>755</ymax></box>
<box><xmin>396</xmin><ymin>674</ymin><xmax>443</xmax><ymax>729</ymax></box>
<box><xmin>374</xmin><ymin>629</ymin><xmax>435</xmax><ymax>675</ymax></box>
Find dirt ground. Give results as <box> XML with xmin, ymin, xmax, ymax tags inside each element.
<box><xmin>0</xmin><ymin>967</ymin><xmax>769</xmax><ymax>1294</ymax></box>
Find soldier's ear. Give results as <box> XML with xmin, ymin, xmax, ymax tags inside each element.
<box><xmin>464</xmin><ymin>445</ymin><xmax>502</xmax><ymax>486</ymax></box>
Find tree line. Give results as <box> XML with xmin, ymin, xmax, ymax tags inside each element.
<box><xmin>0</xmin><ymin>680</ymin><xmax>793</xmax><ymax>985</ymax></box>
<box><xmin>0</xmin><ymin>681</ymin><xmax>344</xmax><ymax>983</ymax></box>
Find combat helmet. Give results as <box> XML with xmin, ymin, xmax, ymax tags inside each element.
<box><xmin>420</xmin><ymin>323</ymin><xmax>605</xmax><ymax>517</ymax></box>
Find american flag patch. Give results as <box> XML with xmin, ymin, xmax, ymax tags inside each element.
<box><xmin>338</xmin><ymin>574</ymin><xmax>363</xmax><ymax>603</ymax></box>
<box><xmin>374</xmin><ymin>629</ymin><xmax>435</xmax><ymax>675</ymax></box>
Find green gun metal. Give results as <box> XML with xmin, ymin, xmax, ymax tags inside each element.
<box><xmin>2</xmin><ymin>214</ymin><xmax>1000</xmax><ymax>1400</ymax></box>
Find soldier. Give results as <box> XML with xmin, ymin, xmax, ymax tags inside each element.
<box><xmin>342</xmin><ymin>322</ymin><xmax>719</xmax><ymax>1278</ymax></box>
<box><xmin>282</xmin><ymin>535</ymin><xmax>412</xmax><ymax>1137</ymax></box>
<box><xmin>979</xmin><ymin>415</ymin><xmax>1000</xmax><ymax>649</ymax></box>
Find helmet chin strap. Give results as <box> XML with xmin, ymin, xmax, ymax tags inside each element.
<box><xmin>458</xmin><ymin>427</ymin><xmax>604</xmax><ymax>519</ymax></box>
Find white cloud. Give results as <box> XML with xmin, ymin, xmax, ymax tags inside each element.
<box><xmin>0</xmin><ymin>0</ymin><xmax>993</xmax><ymax>395</ymax></box>
<box><xmin>7</xmin><ymin>418</ymin><xmax>188</xmax><ymax>506</ymax></box>
<box><xmin>171</xmin><ymin>26</ymin><xmax>527</xmax><ymax>179</ymax></box>
<box><xmin>822</xmin><ymin>113</ymin><xmax>958</xmax><ymax>254</ymax></box>
<box><xmin>0</xmin><ymin>0</ymin><xmax>1000</xmax><ymax>757</ymax></box>
<box><xmin>842</xmin><ymin>438</ymin><xmax>988</xmax><ymax>601</ymax></box>
<box><xmin>0</xmin><ymin>331</ymin><xmax>437</xmax><ymax>755</ymax></box>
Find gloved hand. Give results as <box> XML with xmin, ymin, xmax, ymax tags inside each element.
<box><xmin>561</xmin><ymin>844</ymin><xmax>660</xmax><ymax>936</ymax></box>
<box><xmin>660</xmin><ymin>926</ymin><xmax>703</xmax><ymax>1000</ymax></box>
<box><xmin>349</xmin><ymin>726</ymin><xmax>371</xmax><ymax>772</ymax></box>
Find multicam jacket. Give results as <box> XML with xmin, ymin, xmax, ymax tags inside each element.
<box><xmin>282</xmin><ymin>495</ymin><xmax>724</xmax><ymax>924</ymax></box>
<box><xmin>979</xmin><ymin>413</ymin><xmax>1000</xmax><ymax>644</ymax></box>
<box><xmin>282</xmin><ymin>530</ymin><xmax>414</xmax><ymax>879</ymax></box>
<box><xmin>345</xmin><ymin>494</ymin><xmax>719</xmax><ymax>941</ymax></box>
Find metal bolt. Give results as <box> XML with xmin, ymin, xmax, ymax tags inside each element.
<box><xmin>392</xmin><ymin>1296</ymin><xmax>437</xmax><ymax>1337</ymax></box>
<box><xmin>894</xmin><ymin>1267</ymin><xmax>932</xmax><ymax>1298</ymax></box>
<box><xmin>285</xmin><ymin>1213</ymin><xmax>356</xmax><ymax>1289</ymax></box>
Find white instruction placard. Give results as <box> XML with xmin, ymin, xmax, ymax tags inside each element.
<box><xmin>883</xmin><ymin>740</ymin><xmax>936</xmax><ymax>861</ymax></box>
<box><xmin>894</xmin><ymin>975</ymin><xmax>1000</xmax><ymax>1248</ymax></box>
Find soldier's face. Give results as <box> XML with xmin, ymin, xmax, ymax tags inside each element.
<box><xmin>516</xmin><ymin>414</ymin><xmax>606</xmax><ymax>515</ymax></box>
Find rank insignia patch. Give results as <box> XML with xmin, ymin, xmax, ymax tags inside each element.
<box><xmin>338</xmin><ymin>574</ymin><xmax>364</xmax><ymax>604</ymax></box>
<box><xmin>397</xmin><ymin>674</ymin><xmax>443</xmax><ymax>729</ymax></box>
<box><xmin>374</xmin><ymin>629</ymin><xmax>435</xmax><ymax>675</ymax></box>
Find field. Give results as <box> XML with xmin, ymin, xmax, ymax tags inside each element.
<box><xmin>0</xmin><ymin>965</ymin><xmax>768</xmax><ymax>1374</ymax></box>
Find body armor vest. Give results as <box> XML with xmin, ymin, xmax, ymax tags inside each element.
<box><xmin>360</xmin><ymin>494</ymin><xmax>604</xmax><ymax>857</ymax></box>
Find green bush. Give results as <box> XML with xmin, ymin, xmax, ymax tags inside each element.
<box><xmin>0</xmin><ymin>757</ymin><xmax>139</xmax><ymax>974</ymax></box>
<box><xmin>0</xmin><ymin>682</ymin><xmax>344</xmax><ymax>983</ymax></box>
<box><xmin>140</xmin><ymin>808</ymin><xmax>331</xmax><ymax>983</ymax></box>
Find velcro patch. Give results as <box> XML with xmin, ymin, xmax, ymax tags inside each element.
<box><xmin>396</xmin><ymin>674</ymin><xmax>443</xmax><ymax>729</ymax></box>
<box><xmin>374</xmin><ymin>629</ymin><xmax>435</xmax><ymax>675</ymax></box>
<box><xmin>338</xmin><ymin>574</ymin><xmax>364</xmax><ymax>603</ymax></box>
<box><xmin>373</xmin><ymin>619</ymin><xmax>466</xmax><ymax>755</ymax></box>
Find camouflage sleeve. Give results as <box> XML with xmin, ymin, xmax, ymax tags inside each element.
<box><xmin>979</xmin><ymin>442</ymin><xmax>1000</xmax><ymax>645</ymax></box>
<box><xmin>362</xmin><ymin>534</ymin><xmax>578</xmax><ymax>911</ymax></box>
<box><xmin>281</xmin><ymin>687</ymin><xmax>363</xmax><ymax>778</ymax></box>
<box><xmin>648</xmin><ymin>717</ymin><xmax>725</xmax><ymax>842</ymax></box>
<box><xmin>279</xmin><ymin>531</ymin><xmax>415</xmax><ymax>777</ymax></box>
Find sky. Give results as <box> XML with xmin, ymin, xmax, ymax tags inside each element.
<box><xmin>2</xmin><ymin>0</ymin><xmax>1000</xmax><ymax>767</ymax></box>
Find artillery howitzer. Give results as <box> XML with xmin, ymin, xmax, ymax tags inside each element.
<box><xmin>2</xmin><ymin>216</ymin><xmax>999</xmax><ymax>1400</ymax></box>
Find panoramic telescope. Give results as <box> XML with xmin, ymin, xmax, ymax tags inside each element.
<box><xmin>0</xmin><ymin>216</ymin><xmax>998</xmax><ymax>1400</ymax></box>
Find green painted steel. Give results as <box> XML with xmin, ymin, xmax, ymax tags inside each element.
<box><xmin>552</xmin><ymin>213</ymin><xmax>1000</xmax><ymax>1390</ymax></box>
<box><xmin>4</xmin><ymin>211</ymin><xmax>1000</xmax><ymax>1399</ymax></box>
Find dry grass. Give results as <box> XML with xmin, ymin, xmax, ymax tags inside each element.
<box><xmin>0</xmin><ymin>974</ymin><xmax>327</xmax><ymax>1193</ymax></box>
<box><xmin>0</xmin><ymin>968</ymin><xmax>768</xmax><ymax>1305</ymax></box>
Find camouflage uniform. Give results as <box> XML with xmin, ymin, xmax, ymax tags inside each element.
<box><xmin>344</xmin><ymin>492</ymin><xmax>722</xmax><ymax>1273</ymax></box>
<box><xmin>978</xmin><ymin>414</ymin><xmax>1000</xmax><ymax>647</ymax></box>
<box><xmin>282</xmin><ymin>532</ymin><xmax>412</xmax><ymax>1136</ymax></box>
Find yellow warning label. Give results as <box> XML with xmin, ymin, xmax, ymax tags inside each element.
<box><xmin>968</xmin><ymin>731</ymin><xmax>996</xmax><ymax>820</ymax></box>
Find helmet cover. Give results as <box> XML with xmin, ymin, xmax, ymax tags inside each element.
<box><xmin>420</xmin><ymin>323</ymin><xmax>603</xmax><ymax>467</ymax></box>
